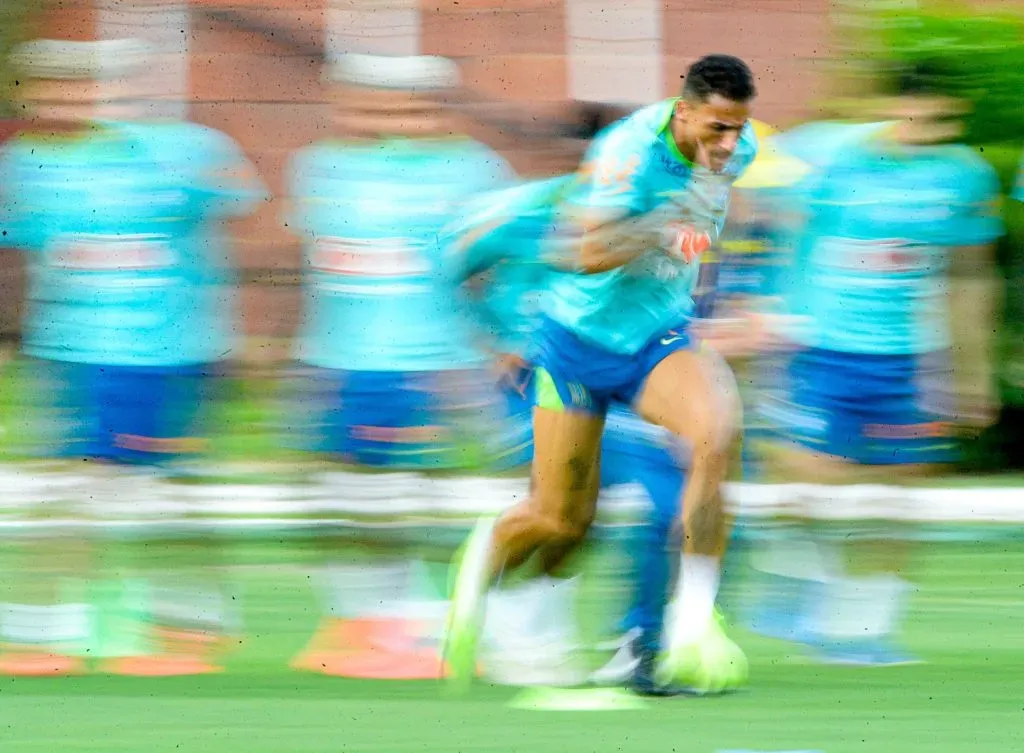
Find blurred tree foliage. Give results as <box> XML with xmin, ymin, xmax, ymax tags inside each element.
<box><xmin>865</xmin><ymin>3</ymin><xmax>1024</xmax><ymax>150</ymax></box>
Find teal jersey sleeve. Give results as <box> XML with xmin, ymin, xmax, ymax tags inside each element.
<box><xmin>943</xmin><ymin>147</ymin><xmax>1003</xmax><ymax>248</ymax></box>
<box><xmin>442</xmin><ymin>177</ymin><xmax>569</xmax><ymax>357</ymax></box>
<box><xmin>568</xmin><ymin>122</ymin><xmax>653</xmax><ymax>218</ymax></box>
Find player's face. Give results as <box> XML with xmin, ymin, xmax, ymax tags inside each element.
<box><xmin>674</xmin><ymin>94</ymin><xmax>751</xmax><ymax>173</ymax></box>
<box><xmin>22</xmin><ymin>78</ymin><xmax>105</xmax><ymax>127</ymax></box>
<box><xmin>883</xmin><ymin>95</ymin><xmax>966</xmax><ymax>146</ymax></box>
<box><xmin>332</xmin><ymin>85</ymin><xmax>451</xmax><ymax>139</ymax></box>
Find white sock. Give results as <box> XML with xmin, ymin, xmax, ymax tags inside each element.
<box><xmin>753</xmin><ymin>537</ymin><xmax>824</xmax><ymax>581</ymax></box>
<box><xmin>321</xmin><ymin>559</ymin><xmax>411</xmax><ymax>619</ymax></box>
<box><xmin>668</xmin><ymin>555</ymin><xmax>721</xmax><ymax>647</ymax></box>
<box><xmin>812</xmin><ymin>573</ymin><xmax>910</xmax><ymax>641</ymax></box>
<box><xmin>149</xmin><ymin>585</ymin><xmax>228</xmax><ymax>631</ymax></box>
<box><xmin>0</xmin><ymin>603</ymin><xmax>93</xmax><ymax>646</ymax></box>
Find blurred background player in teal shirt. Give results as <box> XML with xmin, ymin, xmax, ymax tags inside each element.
<box><xmin>748</xmin><ymin>61</ymin><xmax>1004</xmax><ymax>665</ymax></box>
<box><xmin>283</xmin><ymin>53</ymin><xmax>515</xmax><ymax>680</ymax></box>
<box><xmin>0</xmin><ymin>35</ymin><xmax>265</xmax><ymax>676</ymax></box>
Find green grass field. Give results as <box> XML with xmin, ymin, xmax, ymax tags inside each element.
<box><xmin>1</xmin><ymin>542</ymin><xmax>1022</xmax><ymax>753</ymax></box>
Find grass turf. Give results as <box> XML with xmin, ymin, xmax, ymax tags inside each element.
<box><xmin>0</xmin><ymin>542</ymin><xmax>1022</xmax><ymax>753</ymax></box>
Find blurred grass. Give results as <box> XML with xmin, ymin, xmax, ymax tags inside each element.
<box><xmin>0</xmin><ymin>542</ymin><xmax>1021</xmax><ymax>753</ymax></box>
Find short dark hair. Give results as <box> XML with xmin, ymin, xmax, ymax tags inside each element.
<box><xmin>681</xmin><ymin>55</ymin><xmax>756</xmax><ymax>103</ymax></box>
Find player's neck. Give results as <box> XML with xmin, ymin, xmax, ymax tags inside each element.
<box><xmin>667</xmin><ymin>116</ymin><xmax>697</xmax><ymax>166</ymax></box>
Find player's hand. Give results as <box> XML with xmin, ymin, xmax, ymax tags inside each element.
<box><xmin>661</xmin><ymin>222</ymin><xmax>712</xmax><ymax>264</ymax></box>
<box><xmin>493</xmin><ymin>352</ymin><xmax>530</xmax><ymax>396</ymax></box>
<box><xmin>694</xmin><ymin>311</ymin><xmax>804</xmax><ymax>358</ymax></box>
<box><xmin>955</xmin><ymin>395</ymin><xmax>998</xmax><ymax>434</ymax></box>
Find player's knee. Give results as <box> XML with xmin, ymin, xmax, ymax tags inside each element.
<box><xmin>526</xmin><ymin>504</ymin><xmax>588</xmax><ymax>548</ymax></box>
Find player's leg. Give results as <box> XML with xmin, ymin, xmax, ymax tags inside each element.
<box><xmin>477</xmin><ymin>374</ymin><xmax>590</xmax><ymax>689</ymax></box>
<box><xmin>96</xmin><ymin>363</ymin><xmax>232</xmax><ymax>677</ymax></box>
<box><xmin>755</xmin><ymin>348</ymin><xmax>953</xmax><ymax>665</ymax></box>
<box><xmin>446</xmin><ymin>371</ymin><xmax>605</xmax><ymax>689</ymax></box>
<box><xmin>0</xmin><ymin>358</ymin><xmax>106</xmax><ymax>676</ymax></box>
<box><xmin>632</xmin><ymin>345</ymin><xmax>748</xmax><ymax>692</ymax></box>
<box><xmin>590</xmin><ymin>415</ymin><xmax>686</xmax><ymax>694</ymax></box>
<box><xmin>759</xmin><ymin>442</ymin><xmax>937</xmax><ymax>665</ymax></box>
<box><xmin>290</xmin><ymin>367</ymin><xmax>448</xmax><ymax>680</ymax></box>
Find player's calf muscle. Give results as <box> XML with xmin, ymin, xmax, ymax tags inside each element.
<box><xmin>682</xmin><ymin>469</ymin><xmax>728</xmax><ymax>555</ymax></box>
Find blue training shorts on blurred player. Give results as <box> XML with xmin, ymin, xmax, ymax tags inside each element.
<box><xmin>289</xmin><ymin>366</ymin><xmax>504</xmax><ymax>470</ymax></box>
<box><xmin>761</xmin><ymin>348</ymin><xmax>958</xmax><ymax>466</ymax></box>
<box><xmin>23</xmin><ymin>357</ymin><xmax>213</xmax><ymax>465</ymax></box>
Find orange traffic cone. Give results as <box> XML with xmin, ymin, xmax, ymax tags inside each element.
<box><xmin>291</xmin><ymin>617</ymin><xmax>448</xmax><ymax>680</ymax></box>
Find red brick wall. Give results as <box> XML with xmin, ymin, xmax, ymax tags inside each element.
<box><xmin>0</xmin><ymin>0</ymin><xmax>834</xmax><ymax>347</ymax></box>
<box><xmin>186</xmin><ymin>0</ymin><xmax>834</xmax><ymax>346</ymax></box>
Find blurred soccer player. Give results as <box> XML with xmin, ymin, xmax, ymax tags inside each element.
<box><xmin>753</xmin><ymin>62</ymin><xmax>1004</xmax><ymax>664</ymax></box>
<box><xmin>94</xmin><ymin>46</ymin><xmax>264</xmax><ymax>676</ymax></box>
<box><xmin>283</xmin><ymin>54</ymin><xmax>513</xmax><ymax>679</ymax></box>
<box><xmin>0</xmin><ymin>37</ymin><xmax>264</xmax><ymax>676</ymax></box>
<box><xmin>444</xmin><ymin>131</ymin><xmax>701</xmax><ymax>693</ymax></box>
<box><xmin>445</xmin><ymin>55</ymin><xmax>759</xmax><ymax>695</ymax></box>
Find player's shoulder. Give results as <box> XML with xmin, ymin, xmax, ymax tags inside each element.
<box><xmin>289</xmin><ymin>139</ymin><xmax>353</xmax><ymax>177</ymax></box>
<box><xmin>434</xmin><ymin>136</ymin><xmax>506</xmax><ymax>165</ymax></box>
<box><xmin>451</xmin><ymin>175</ymin><xmax>565</xmax><ymax>235</ymax></box>
<box><xmin>935</xmin><ymin>144</ymin><xmax>997</xmax><ymax>179</ymax></box>
<box><xmin>433</xmin><ymin>137</ymin><xmax>517</xmax><ymax>188</ymax></box>
<box><xmin>587</xmin><ymin>99</ymin><xmax>670</xmax><ymax>163</ymax></box>
<box><xmin>777</xmin><ymin>120</ymin><xmax>887</xmax><ymax>171</ymax></box>
<box><xmin>117</xmin><ymin>119</ymin><xmax>227</xmax><ymax>151</ymax></box>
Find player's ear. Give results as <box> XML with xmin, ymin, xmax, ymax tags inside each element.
<box><xmin>673</xmin><ymin>97</ymin><xmax>693</xmax><ymax>126</ymax></box>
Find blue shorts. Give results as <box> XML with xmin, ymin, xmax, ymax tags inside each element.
<box><xmin>25</xmin><ymin>358</ymin><xmax>213</xmax><ymax>464</ymax></box>
<box><xmin>492</xmin><ymin>364</ymin><xmax>684</xmax><ymax>491</ymax></box>
<box><xmin>292</xmin><ymin>366</ymin><xmax>502</xmax><ymax>470</ymax></box>
<box><xmin>761</xmin><ymin>348</ymin><xmax>957</xmax><ymax>466</ymax></box>
<box><xmin>531</xmin><ymin>318</ymin><xmax>696</xmax><ymax>415</ymax></box>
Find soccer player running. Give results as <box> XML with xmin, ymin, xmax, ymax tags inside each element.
<box><xmin>443</xmin><ymin>112</ymin><xmax>691</xmax><ymax>694</ymax></box>
<box><xmin>283</xmin><ymin>54</ymin><xmax>514</xmax><ymax>679</ymax></box>
<box><xmin>752</xmin><ymin>62</ymin><xmax>1004</xmax><ymax>664</ymax></box>
<box><xmin>445</xmin><ymin>55</ymin><xmax>759</xmax><ymax>694</ymax></box>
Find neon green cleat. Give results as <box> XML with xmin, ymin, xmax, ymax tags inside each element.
<box><xmin>655</xmin><ymin>608</ymin><xmax>748</xmax><ymax>695</ymax></box>
<box><xmin>443</xmin><ymin>516</ymin><xmax>496</xmax><ymax>693</ymax></box>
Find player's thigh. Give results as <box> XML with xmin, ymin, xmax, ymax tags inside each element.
<box><xmin>529</xmin><ymin>404</ymin><xmax>605</xmax><ymax>535</ymax></box>
<box><xmin>633</xmin><ymin>347</ymin><xmax>741</xmax><ymax>455</ymax></box>
<box><xmin>762</xmin><ymin>440</ymin><xmax>948</xmax><ymax>486</ymax></box>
